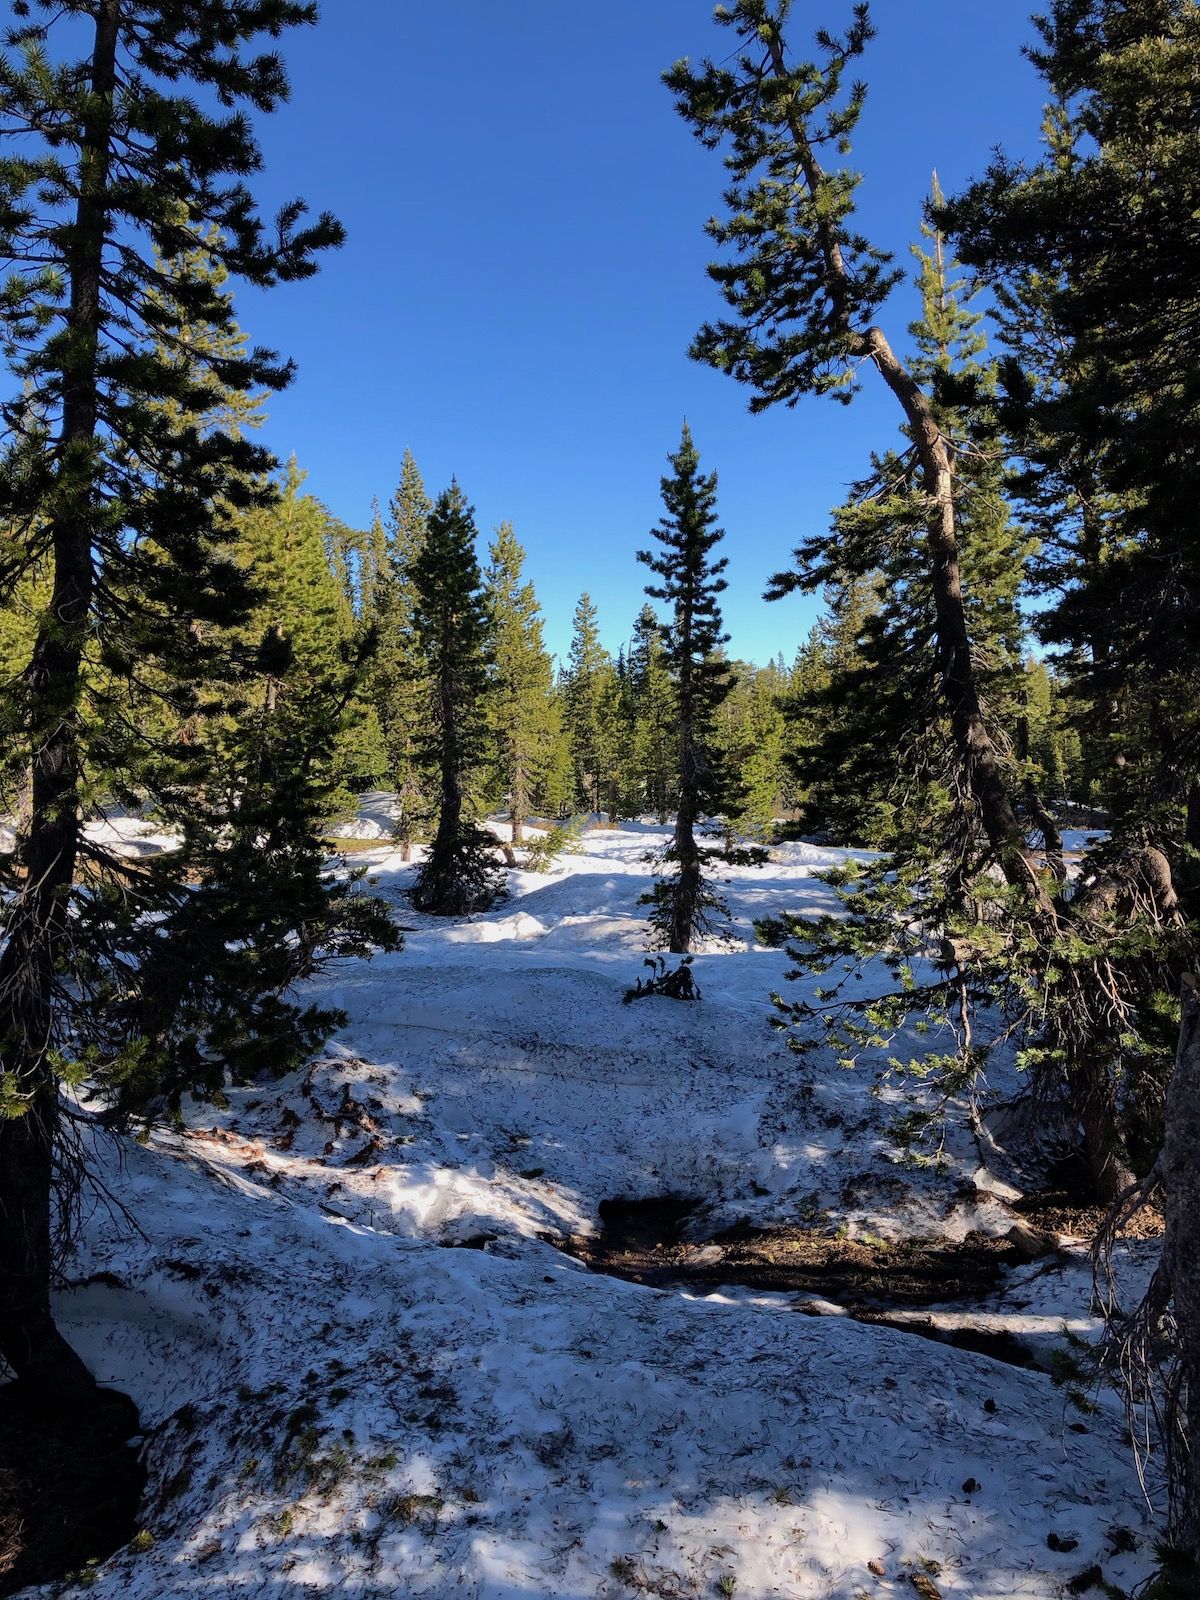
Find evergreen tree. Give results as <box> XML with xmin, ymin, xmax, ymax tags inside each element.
<box><xmin>539</xmin><ymin>682</ymin><xmax>576</xmax><ymax>820</ymax></box>
<box><xmin>236</xmin><ymin>459</ymin><xmax>345</xmax><ymax>689</ymax></box>
<box><xmin>769</xmin><ymin>192</ymin><xmax>1032</xmax><ymax>851</ymax></box>
<box><xmin>779</xmin><ymin>570</ymin><xmax>894</xmax><ymax>844</ymax></box>
<box><xmin>563</xmin><ymin>592</ymin><xmax>621</xmax><ymax>815</ymax></box>
<box><xmin>231</xmin><ymin>458</ymin><xmax>377</xmax><ymax>818</ymax></box>
<box><xmin>0</xmin><ymin>0</ymin><xmax>398</xmax><ymax>1397</ymax></box>
<box><xmin>944</xmin><ymin>5</ymin><xmax>1200</xmax><ymax>865</ymax></box>
<box><xmin>409</xmin><ymin>482</ymin><xmax>504</xmax><ymax>914</ymax></box>
<box><xmin>941</xmin><ymin>0</ymin><xmax>1200</xmax><ymax>1558</ymax></box>
<box><xmin>667</xmin><ymin>8</ymin><xmax>1042</xmax><ymax>891</ymax></box>
<box><xmin>373</xmin><ymin>450</ymin><xmax>435</xmax><ymax>858</ymax></box>
<box><xmin>669</xmin><ymin>0</ymin><xmax>1183</xmax><ymax>1224</ymax></box>
<box><xmin>359</xmin><ymin>498</ymin><xmax>391</xmax><ymax>628</ymax></box>
<box><xmin>637</xmin><ymin>424</ymin><xmax>734</xmax><ymax>951</ymax></box>
<box><xmin>622</xmin><ymin>604</ymin><xmax>676</xmax><ymax>819</ymax></box>
<box><xmin>715</xmin><ymin>661</ymin><xmax>785</xmax><ymax>848</ymax></box>
<box><xmin>483</xmin><ymin>522</ymin><xmax>556</xmax><ymax>845</ymax></box>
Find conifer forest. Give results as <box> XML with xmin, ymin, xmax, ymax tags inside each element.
<box><xmin>1</xmin><ymin>3</ymin><xmax>1199</xmax><ymax>1597</ymax></box>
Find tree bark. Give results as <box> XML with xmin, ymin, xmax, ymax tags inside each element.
<box><xmin>1180</xmin><ymin>776</ymin><xmax>1200</xmax><ymax>924</ymax></box>
<box><xmin>0</xmin><ymin>0</ymin><xmax>120</xmax><ymax>1397</ymax></box>
<box><xmin>1161</xmin><ymin>975</ymin><xmax>1200</xmax><ymax>1559</ymax></box>
<box><xmin>510</xmin><ymin>755</ymin><xmax>526</xmax><ymax>846</ymax></box>
<box><xmin>1068</xmin><ymin>1057</ymin><xmax>1137</xmax><ymax>1204</ymax></box>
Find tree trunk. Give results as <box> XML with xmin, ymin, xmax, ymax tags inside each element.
<box><xmin>1068</xmin><ymin>1056</ymin><xmax>1137</xmax><ymax>1204</ymax></box>
<box><xmin>511</xmin><ymin>757</ymin><xmax>526</xmax><ymax>846</ymax></box>
<box><xmin>1180</xmin><ymin>777</ymin><xmax>1200</xmax><ymax>924</ymax></box>
<box><xmin>1162</xmin><ymin>975</ymin><xmax>1200</xmax><ymax>1559</ymax></box>
<box><xmin>0</xmin><ymin>1096</ymin><xmax>93</xmax><ymax>1396</ymax></box>
<box><xmin>421</xmin><ymin>653</ymin><xmax>464</xmax><ymax>903</ymax></box>
<box><xmin>0</xmin><ymin>0</ymin><xmax>119</xmax><ymax>1397</ymax></box>
<box><xmin>764</xmin><ymin>26</ymin><xmax>1053</xmax><ymax>915</ymax></box>
<box><xmin>670</xmin><ymin>721</ymin><xmax>701</xmax><ymax>953</ymax></box>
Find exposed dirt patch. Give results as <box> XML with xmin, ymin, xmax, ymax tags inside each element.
<box><xmin>1015</xmin><ymin>1188</ymin><xmax>1163</xmax><ymax>1243</ymax></box>
<box><xmin>1014</xmin><ymin>1147</ymin><xmax>1163</xmax><ymax>1243</ymax></box>
<box><xmin>567</xmin><ymin>1195</ymin><xmax>1070</xmax><ymax>1370</ymax></box>
<box><xmin>0</xmin><ymin>1383</ymin><xmax>145</xmax><ymax>1596</ymax></box>
<box><xmin>576</xmin><ymin>1194</ymin><xmax>1023</xmax><ymax>1305</ymax></box>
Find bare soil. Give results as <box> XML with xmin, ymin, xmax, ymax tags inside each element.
<box><xmin>564</xmin><ymin>1188</ymin><xmax>1163</xmax><ymax>1373</ymax></box>
<box><xmin>571</xmin><ymin>1194</ymin><xmax>1024</xmax><ymax>1304</ymax></box>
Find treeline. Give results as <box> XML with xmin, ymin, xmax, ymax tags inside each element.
<box><xmin>88</xmin><ymin>438</ymin><xmax>1088</xmax><ymax>863</ymax></box>
<box><xmin>140</xmin><ymin>443</ymin><xmax>802</xmax><ymax>840</ymax></box>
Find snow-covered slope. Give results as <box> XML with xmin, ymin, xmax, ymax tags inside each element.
<box><xmin>47</xmin><ymin>820</ymin><xmax>1156</xmax><ymax>1598</ymax></box>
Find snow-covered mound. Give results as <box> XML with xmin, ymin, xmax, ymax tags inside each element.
<box><xmin>48</xmin><ymin>818</ymin><xmax>1157</xmax><ymax>1598</ymax></box>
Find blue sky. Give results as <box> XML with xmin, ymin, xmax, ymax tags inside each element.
<box><xmin>240</xmin><ymin>2</ymin><xmax>1049</xmax><ymax>666</ymax></box>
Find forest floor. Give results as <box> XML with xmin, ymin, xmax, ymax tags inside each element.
<box><xmin>4</xmin><ymin>810</ymin><xmax>1166</xmax><ymax>1598</ymax></box>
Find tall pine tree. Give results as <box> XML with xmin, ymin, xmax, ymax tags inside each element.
<box><xmin>942</xmin><ymin>0</ymin><xmax>1200</xmax><ymax>1559</ymax></box>
<box><xmin>563</xmin><ymin>592</ymin><xmax>621</xmax><ymax>816</ymax></box>
<box><xmin>637</xmin><ymin>424</ymin><xmax>734</xmax><ymax>951</ymax></box>
<box><xmin>669</xmin><ymin>0</ymin><xmax>1183</xmax><ymax>1221</ymax></box>
<box><xmin>484</xmin><ymin>522</ymin><xmax>555</xmax><ymax>845</ymax></box>
<box><xmin>373</xmin><ymin>450</ymin><xmax>434</xmax><ymax>858</ymax></box>
<box><xmin>409</xmin><ymin>483</ymin><xmax>504</xmax><ymax>914</ymax></box>
<box><xmin>621</xmin><ymin>603</ymin><xmax>676</xmax><ymax>820</ymax></box>
<box><xmin>0</xmin><ymin>0</ymin><xmax>397</xmax><ymax>1397</ymax></box>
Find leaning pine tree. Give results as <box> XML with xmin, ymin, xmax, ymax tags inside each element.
<box><xmin>667</xmin><ymin>0</ymin><xmax>1187</xmax><ymax>1209</ymax></box>
<box><xmin>941</xmin><ymin>0</ymin><xmax>1200</xmax><ymax>1567</ymax></box>
<box><xmin>0</xmin><ymin>0</ymin><xmax>398</xmax><ymax>1399</ymax></box>
<box><xmin>409</xmin><ymin>483</ymin><xmax>505</xmax><ymax>915</ymax></box>
<box><xmin>637</xmin><ymin>424</ymin><xmax>734</xmax><ymax>952</ymax></box>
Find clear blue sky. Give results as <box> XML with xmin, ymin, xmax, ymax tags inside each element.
<box><xmin>239</xmin><ymin>2</ymin><xmax>1048</xmax><ymax>666</ymax></box>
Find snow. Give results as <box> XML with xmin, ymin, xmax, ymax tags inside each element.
<box><xmin>332</xmin><ymin>791</ymin><xmax>404</xmax><ymax>841</ymax></box>
<box><xmin>30</xmin><ymin>816</ymin><xmax>1159</xmax><ymax>1597</ymax></box>
<box><xmin>1058</xmin><ymin>830</ymin><xmax>1109</xmax><ymax>855</ymax></box>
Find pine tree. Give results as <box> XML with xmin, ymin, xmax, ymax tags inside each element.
<box><xmin>943</xmin><ymin>5</ymin><xmax>1200</xmax><ymax>865</ymax></box>
<box><xmin>360</xmin><ymin>498</ymin><xmax>390</xmax><ymax>628</ymax></box>
<box><xmin>940</xmin><ymin>0</ymin><xmax>1200</xmax><ymax>1558</ymax></box>
<box><xmin>373</xmin><ymin>450</ymin><xmax>434</xmax><ymax>858</ymax></box>
<box><xmin>409</xmin><ymin>482</ymin><xmax>504</xmax><ymax>914</ymax></box>
<box><xmin>667</xmin><ymin>8</ymin><xmax>1042</xmax><ymax>892</ymax></box>
<box><xmin>637</xmin><ymin>424</ymin><xmax>734</xmax><ymax>951</ymax></box>
<box><xmin>669</xmin><ymin>0</ymin><xmax>1183</xmax><ymax>1219</ymax></box>
<box><xmin>539</xmin><ymin>683</ymin><xmax>576</xmax><ymax>820</ymax></box>
<box><xmin>0</xmin><ymin>0</ymin><xmax>398</xmax><ymax>1397</ymax></box>
<box><xmin>236</xmin><ymin>460</ymin><xmax>345</xmax><ymax>687</ymax></box>
<box><xmin>715</xmin><ymin>662</ymin><xmax>785</xmax><ymax>848</ymax></box>
<box><xmin>483</xmin><ymin>522</ymin><xmax>555</xmax><ymax>845</ymax></box>
<box><xmin>767</xmin><ymin>188</ymin><xmax>1033</xmax><ymax>851</ymax></box>
<box><xmin>622</xmin><ymin>604</ymin><xmax>676</xmax><ymax>819</ymax></box>
<box><xmin>563</xmin><ymin>592</ymin><xmax>621</xmax><ymax>815</ymax></box>
<box><xmin>230</xmin><ymin>458</ymin><xmax>373</xmax><ymax>820</ymax></box>
<box><xmin>779</xmin><ymin>570</ymin><xmax>894</xmax><ymax>845</ymax></box>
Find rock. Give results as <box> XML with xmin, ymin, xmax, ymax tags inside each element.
<box><xmin>685</xmin><ymin>1245</ymin><xmax>726</xmax><ymax>1266</ymax></box>
<box><xmin>1005</xmin><ymin>1221</ymin><xmax>1060</xmax><ymax>1262</ymax></box>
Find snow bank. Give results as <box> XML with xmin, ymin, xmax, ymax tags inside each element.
<box><xmin>46</xmin><ymin>816</ymin><xmax>1157</xmax><ymax>1598</ymax></box>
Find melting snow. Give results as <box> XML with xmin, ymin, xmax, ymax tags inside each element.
<box><xmin>36</xmin><ymin>815</ymin><xmax>1156</xmax><ymax>1598</ymax></box>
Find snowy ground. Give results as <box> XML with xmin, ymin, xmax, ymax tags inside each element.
<box><xmin>38</xmin><ymin>818</ymin><xmax>1159</xmax><ymax>1598</ymax></box>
